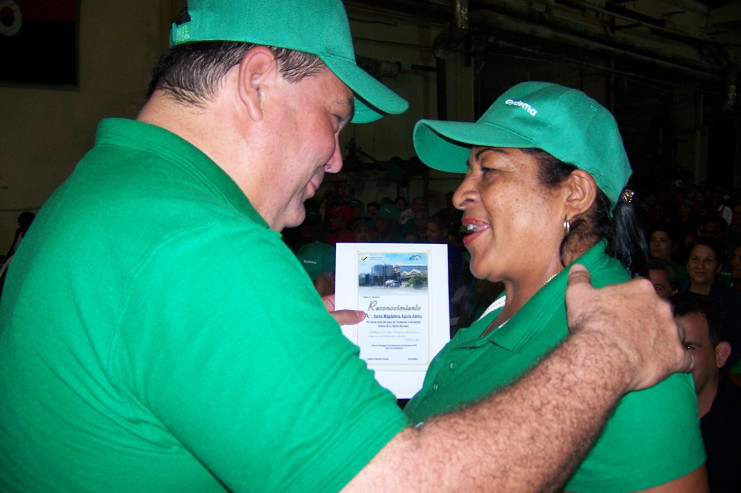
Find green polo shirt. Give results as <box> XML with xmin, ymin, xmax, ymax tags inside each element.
<box><xmin>0</xmin><ymin>118</ymin><xmax>407</xmax><ymax>492</ymax></box>
<box><xmin>405</xmin><ymin>241</ymin><xmax>705</xmax><ymax>492</ymax></box>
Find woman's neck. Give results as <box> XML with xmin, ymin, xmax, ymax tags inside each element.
<box><xmin>481</xmin><ymin>238</ymin><xmax>597</xmax><ymax>337</ymax></box>
<box><xmin>689</xmin><ymin>281</ymin><xmax>713</xmax><ymax>296</ymax></box>
<box><xmin>483</xmin><ymin>268</ymin><xmax>563</xmax><ymax>336</ymax></box>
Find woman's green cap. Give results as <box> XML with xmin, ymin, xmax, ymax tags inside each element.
<box><xmin>170</xmin><ymin>0</ymin><xmax>408</xmax><ymax>123</ymax></box>
<box><xmin>413</xmin><ymin>81</ymin><xmax>631</xmax><ymax>207</ymax></box>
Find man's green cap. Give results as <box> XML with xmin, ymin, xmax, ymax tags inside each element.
<box><xmin>376</xmin><ymin>202</ymin><xmax>400</xmax><ymax>221</ymax></box>
<box><xmin>413</xmin><ymin>81</ymin><xmax>631</xmax><ymax>207</ymax></box>
<box><xmin>296</xmin><ymin>241</ymin><xmax>335</xmax><ymax>280</ymax></box>
<box><xmin>170</xmin><ymin>0</ymin><xmax>408</xmax><ymax>123</ymax></box>
<box><xmin>345</xmin><ymin>197</ymin><xmax>365</xmax><ymax>212</ymax></box>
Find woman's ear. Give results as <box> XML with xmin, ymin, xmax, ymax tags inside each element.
<box><xmin>562</xmin><ymin>169</ymin><xmax>597</xmax><ymax>221</ymax></box>
<box><xmin>235</xmin><ymin>46</ymin><xmax>278</xmax><ymax>122</ymax></box>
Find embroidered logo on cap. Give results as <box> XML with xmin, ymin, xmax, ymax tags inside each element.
<box><xmin>505</xmin><ymin>99</ymin><xmax>537</xmax><ymax>116</ymax></box>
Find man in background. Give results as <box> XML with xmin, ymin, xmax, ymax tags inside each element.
<box><xmin>297</xmin><ymin>241</ymin><xmax>336</xmax><ymax>297</ymax></box>
<box><xmin>674</xmin><ymin>292</ymin><xmax>741</xmax><ymax>491</ymax></box>
<box><xmin>648</xmin><ymin>257</ymin><xmax>679</xmax><ymax>300</ymax></box>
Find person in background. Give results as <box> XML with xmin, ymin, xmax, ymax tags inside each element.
<box><xmin>366</xmin><ymin>200</ymin><xmax>381</xmax><ymax>219</ymax></box>
<box><xmin>648</xmin><ymin>223</ymin><xmax>679</xmax><ymax>263</ymax></box>
<box><xmin>406</xmin><ymin>81</ymin><xmax>707</xmax><ymax>491</ymax></box>
<box><xmin>411</xmin><ymin>196</ymin><xmax>428</xmax><ymax>215</ymax></box>
<box><xmin>647</xmin><ymin>223</ymin><xmax>686</xmax><ymax>279</ymax></box>
<box><xmin>0</xmin><ymin>211</ymin><xmax>35</xmax><ymax>296</ymax></box>
<box><xmin>324</xmin><ymin>204</ymin><xmax>356</xmax><ymax>246</ymax></box>
<box><xmin>697</xmin><ymin>215</ymin><xmax>728</xmax><ymax>243</ymax></box>
<box><xmin>0</xmin><ymin>1</ymin><xmax>697</xmax><ymax>491</ymax></box>
<box><xmin>648</xmin><ymin>257</ymin><xmax>679</xmax><ymax>300</ymax></box>
<box><xmin>349</xmin><ymin>216</ymin><xmax>378</xmax><ymax>243</ymax></box>
<box><xmin>375</xmin><ymin>202</ymin><xmax>405</xmax><ymax>242</ymax></box>
<box><xmin>673</xmin><ymin>292</ymin><xmax>741</xmax><ymax>492</ymax></box>
<box><xmin>395</xmin><ymin>196</ymin><xmax>410</xmax><ymax>224</ymax></box>
<box><xmin>296</xmin><ymin>241</ymin><xmax>336</xmax><ymax>297</ymax></box>
<box><xmin>4</xmin><ymin>211</ymin><xmax>36</xmax><ymax>259</ymax></box>
<box><xmin>731</xmin><ymin>243</ymin><xmax>741</xmax><ymax>295</ymax></box>
<box><xmin>345</xmin><ymin>197</ymin><xmax>365</xmax><ymax>220</ymax></box>
<box><xmin>681</xmin><ymin>237</ymin><xmax>741</xmax><ymax>368</ymax></box>
<box><xmin>426</xmin><ymin>212</ymin><xmax>464</xmax><ymax>293</ymax></box>
<box><xmin>403</xmin><ymin>208</ymin><xmax>429</xmax><ymax>242</ymax></box>
<box><xmin>726</xmin><ymin>202</ymin><xmax>741</xmax><ymax>248</ymax></box>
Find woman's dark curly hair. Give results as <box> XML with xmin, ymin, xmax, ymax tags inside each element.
<box><xmin>522</xmin><ymin>148</ymin><xmax>648</xmax><ymax>277</ymax></box>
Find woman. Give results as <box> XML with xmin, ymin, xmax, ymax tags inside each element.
<box><xmin>648</xmin><ymin>223</ymin><xmax>687</xmax><ymax>280</ymax></box>
<box><xmin>648</xmin><ymin>223</ymin><xmax>678</xmax><ymax>262</ymax></box>
<box><xmin>406</xmin><ymin>82</ymin><xmax>706</xmax><ymax>492</ymax></box>
<box><xmin>683</xmin><ymin>237</ymin><xmax>727</xmax><ymax>296</ymax></box>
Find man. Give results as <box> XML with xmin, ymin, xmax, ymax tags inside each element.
<box><xmin>0</xmin><ymin>1</ymin><xmax>694</xmax><ymax>492</ymax></box>
<box><xmin>697</xmin><ymin>214</ymin><xmax>728</xmax><ymax>242</ymax></box>
<box><xmin>348</xmin><ymin>215</ymin><xmax>378</xmax><ymax>242</ymax></box>
<box><xmin>648</xmin><ymin>257</ymin><xmax>679</xmax><ymax>300</ymax></box>
<box><xmin>296</xmin><ymin>241</ymin><xmax>336</xmax><ymax>297</ymax></box>
<box><xmin>674</xmin><ymin>292</ymin><xmax>741</xmax><ymax>491</ymax></box>
<box><xmin>375</xmin><ymin>201</ymin><xmax>405</xmax><ymax>242</ymax></box>
<box><xmin>324</xmin><ymin>204</ymin><xmax>355</xmax><ymax>246</ymax></box>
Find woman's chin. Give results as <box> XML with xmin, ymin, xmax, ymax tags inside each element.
<box><xmin>469</xmin><ymin>264</ymin><xmax>489</xmax><ymax>281</ymax></box>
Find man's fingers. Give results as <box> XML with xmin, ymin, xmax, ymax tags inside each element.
<box><xmin>323</xmin><ymin>294</ymin><xmax>365</xmax><ymax>325</ymax></box>
<box><xmin>330</xmin><ymin>310</ymin><xmax>366</xmax><ymax>326</ymax></box>
<box><xmin>566</xmin><ymin>264</ymin><xmax>592</xmax><ymax>287</ymax></box>
<box><xmin>322</xmin><ymin>294</ymin><xmax>337</xmax><ymax>312</ymax></box>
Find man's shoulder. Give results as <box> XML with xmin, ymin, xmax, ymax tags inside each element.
<box><xmin>709</xmin><ymin>373</ymin><xmax>741</xmax><ymax>415</ymax></box>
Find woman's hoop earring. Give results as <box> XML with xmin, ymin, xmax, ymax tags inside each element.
<box><xmin>563</xmin><ymin>219</ymin><xmax>571</xmax><ymax>237</ymax></box>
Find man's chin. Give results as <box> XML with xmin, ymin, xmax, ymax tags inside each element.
<box><xmin>281</xmin><ymin>207</ymin><xmax>307</xmax><ymax>231</ymax></box>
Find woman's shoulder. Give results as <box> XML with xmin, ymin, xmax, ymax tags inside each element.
<box><xmin>578</xmin><ymin>244</ymin><xmax>632</xmax><ymax>288</ymax></box>
<box><xmin>566</xmin><ymin>372</ymin><xmax>704</xmax><ymax>491</ymax></box>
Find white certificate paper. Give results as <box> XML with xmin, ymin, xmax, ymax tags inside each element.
<box><xmin>335</xmin><ymin>243</ymin><xmax>450</xmax><ymax>398</ymax></box>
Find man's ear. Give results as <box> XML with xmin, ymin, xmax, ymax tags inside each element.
<box><xmin>562</xmin><ymin>169</ymin><xmax>597</xmax><ymax>221</ymax></box>
<box><xmin>236</xmin><ymin>46</ymin><xmax>279</xmax><ymax>122</ymax></box>
<box><xmin>715</xmin><ymin>341</ymin><xmax>732</xmax><ymax>368</ymax></box>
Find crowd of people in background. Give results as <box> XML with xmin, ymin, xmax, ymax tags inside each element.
<box><xmin>286</xmin><ymin>178</ymin><xmax>741</xmax><ymax>335</ymax></box>
<box><xmin>285</xmin><ymin>176</ymin><xmax>741</xmax><ymax>491</ymax></box>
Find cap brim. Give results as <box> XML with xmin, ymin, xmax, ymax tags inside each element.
<box><xmin>322</xmin><ymin>55</ymin><xmax>408</xmax><ymax>124</ymax></box>
<box><xmin>413</xmin><ymin>119</ymin><xmax>540</xmax><ymax>172</ymax></box>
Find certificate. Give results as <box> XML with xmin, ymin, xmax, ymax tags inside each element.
<box><xmin>335</xmin><ymin>243</ymin><xmax>450</xmax><ymax>398</ymax></box>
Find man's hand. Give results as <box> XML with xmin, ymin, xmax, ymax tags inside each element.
<box><xmin>565</xmin><ymin>264</ymin><xmax>693</xmax><ymax>392</ymax></box>
<box><xmin>322</xmin><ymin>294</ymin><xmax>366</xmax><ymax>326</ymax></box>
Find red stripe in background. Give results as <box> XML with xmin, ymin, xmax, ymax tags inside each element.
<box><xmin>12</xmin><ymin>0</ymin><xmax>76</xmax><ymax>23</ymax></box>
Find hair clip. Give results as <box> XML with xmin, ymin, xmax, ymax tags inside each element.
<box><xmin>621</xmin><ymin>189</ymin><xmax>635</xmax><ymax>204</ymax></box>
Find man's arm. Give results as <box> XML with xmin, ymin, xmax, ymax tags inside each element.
<box><xmin>343</xmin><ymin>265</ymin><xmax>694</xmax><ymax>493</ymax></box>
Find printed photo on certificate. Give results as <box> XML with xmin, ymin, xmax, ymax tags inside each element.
<box><xmin>335</xmin><ymin>243</ymin><xmax>450</xmax><ymax>398</ymax></box>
